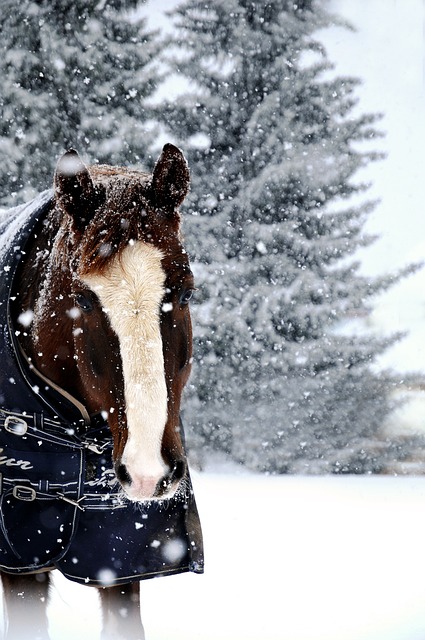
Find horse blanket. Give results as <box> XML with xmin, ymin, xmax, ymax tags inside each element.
<box><xmin>0</xmin><ymin>192</ymin><xmax>203</xmax><ymax>585</ymax></box>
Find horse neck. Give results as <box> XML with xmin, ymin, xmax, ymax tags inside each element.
<box><xmin>16</xmin><ymin>212</ymin><xmax>81</xmax><ymax>400</ymax></box>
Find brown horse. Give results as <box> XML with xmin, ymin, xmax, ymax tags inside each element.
<box><xmin>0</xmin><ymin>144</ymin><xmax>202</xmax><ymax>639</ymax></box>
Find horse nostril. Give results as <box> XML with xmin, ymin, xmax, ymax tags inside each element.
<box><xmin>115</xmin><ymin>462</ymin><xmax>132</xmax><ymax>486</ymax></box>
<box><xmin>171</xmin><ymin>459</ymin><xmax>186</xmax><ymax>482</ymax></box>
<box><xmin>153</xmin><ymin>459</ymin><xmax>187</xmax><ymax>498</ymax></box>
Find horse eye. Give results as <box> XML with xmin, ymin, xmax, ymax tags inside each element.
<box><xmin>75</xmin><ymin>293</ymin><xmax>93</xmax><ymax>313</ymax></box>
<box><xmin>180</xmin><ymin>289</ymin><xmax>194</xmax><ymax>305</ymax></box>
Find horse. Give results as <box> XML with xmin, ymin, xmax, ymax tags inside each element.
<box><xmin>0</xmin><ymin>143</ymin><xmax>203</xmax><ymax>639</ymax></box>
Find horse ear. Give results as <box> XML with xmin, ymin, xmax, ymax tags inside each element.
<box><xmin>151</xmin><ymin>144</ymin><xmax>190</xmax><ymax>213</ymax></box>
<box><xmin>54</xmin><ymin>149</ymin><xmax>97</xmax><ymax>229</ymax></box>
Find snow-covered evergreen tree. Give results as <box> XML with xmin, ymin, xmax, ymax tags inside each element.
<box><xmin>162</xmin><ymin>0</ymin><xmax>411</xmax><ymax>473</ymax></box>
<box><xmin>0</xmin><ymin>0</ymin><xmax>161</xmax><ymax>204</ymax></box>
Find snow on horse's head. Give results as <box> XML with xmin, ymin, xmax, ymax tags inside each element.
<box><xmin>18</xmin><ymin>144</ymin><xmax>194</xmax><ymax>501</ymax></box>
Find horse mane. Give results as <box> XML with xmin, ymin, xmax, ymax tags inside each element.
<box><xmin>56</xmin><ymin>164</ymin><xmax>182</xmax><ymax>278</ymax></box>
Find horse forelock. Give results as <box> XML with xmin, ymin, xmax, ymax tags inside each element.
<box><xmin>58</xmin><ymin>167</ymin><xmax>182</xmax><ymax>278</ymax></box>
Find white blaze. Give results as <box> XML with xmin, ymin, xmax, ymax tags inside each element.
<box><xmin>82</xmin><ymin>242</ymin><xmax>168</xmax><ymax>493</ymax></box>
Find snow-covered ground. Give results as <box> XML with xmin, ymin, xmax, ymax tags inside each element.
<box><xmin>37</xmin><ymin>472</ymin><xmax>425</xmax><ymax>640</ymax></box>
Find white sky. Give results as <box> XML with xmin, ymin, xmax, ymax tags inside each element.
<box><xmin>322</xmin><ymin>1</ymin><xmax>425</xmax><ymax>375</ymax></box>
<box><xmin>325</xmin><ymin>0</ymin><xmax>425</xmax><ymax>275</ymax></box>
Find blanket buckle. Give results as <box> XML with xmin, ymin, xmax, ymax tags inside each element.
<box><xmin>12</xmin><ymin>485</ymin><xmax>36</xmax><ymax>501</ymax></box>
<box><xmin>4</xmin><ymin>416</ymin><xmax>28</xmax><ymax>436</ymax></box>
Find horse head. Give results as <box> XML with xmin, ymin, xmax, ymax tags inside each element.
<box><xmin>19</xmin><ymin>144</ymin><xmax>194</xmax><ymax>502</ymax></box>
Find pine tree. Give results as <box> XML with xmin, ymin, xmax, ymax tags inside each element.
<box><xmin>0</xmin><ymin>0</ymin><xmax>161</xmax><ymax>205</ymax></box>
<box><xmin>162</xmin><ymin>0</ymin><xmax>411</xmax><ymax>473</ymax></box>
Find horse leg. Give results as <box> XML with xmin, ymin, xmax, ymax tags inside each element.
<box><xmin>1</xmin><ymin>572</ymin><xmax>51</xmax><ymax>640</ymax></box>
<box><xmin>99</xmin><ymin>582</ymin><xmax>144</xmax><ymax>640</ymax></box>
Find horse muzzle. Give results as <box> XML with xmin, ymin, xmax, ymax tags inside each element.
<box><xmin>115</xmin><ymin>458</ymin><xmax>187</xmax><ymax>502</ymax></box>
